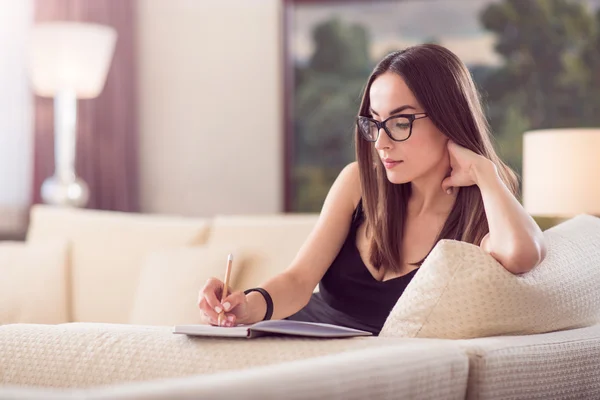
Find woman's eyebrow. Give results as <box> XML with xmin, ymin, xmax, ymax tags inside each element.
<box><xmin>369</xmin><ymin>105</ymin><xmax>417</xmax><ymax>116</ymax></box>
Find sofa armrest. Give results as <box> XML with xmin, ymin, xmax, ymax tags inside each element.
<box><xmin>0</xmin><ymin>323</ymin><xmax>467</xmax><ymax>400</ymax></box>
<box><xmin>458</xmin><ymin>324</ymin><xmax>600</xmax><ymax>400</ymax></box>
<box><xmin>0</xmin><ymin>322</ymin><xmax>467</xmax><ymax>400</ymax></box>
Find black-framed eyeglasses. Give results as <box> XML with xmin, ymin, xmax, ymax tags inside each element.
<box><xmin>356</xmin><ymin>113</ymin><xmax>428</xmax><ymax>142</ymax></box>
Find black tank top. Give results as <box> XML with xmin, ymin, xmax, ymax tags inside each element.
<box><xmin>285</xmin><ymin>199</ymin><xmax>418</xmax><ymax>335</ymax></box>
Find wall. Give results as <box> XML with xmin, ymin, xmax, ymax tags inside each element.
<box><xmin>0</xmin><ymin>0</ymin><xmax>33</xmax><ymax>234</ymax></box>
<box><xmin>137</xmin><ymin>0</ymin><xmax>283</xmax><ymax>217</ymax></box>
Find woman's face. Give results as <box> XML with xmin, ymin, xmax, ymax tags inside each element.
<box><xmin>368</xmin><ymin>72</ymin><xmax>449</xmax><ymax>185</ymax></box>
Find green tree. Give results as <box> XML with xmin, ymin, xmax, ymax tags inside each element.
<box><xmin>477</xmin><ymin>0</ymin><xmax>600</xmax><ymax>180</ymax></box>
<box><xmin>580</xmin><ymin>7</ymin><xmax>600</xmax><ymax>124</ymax></box>
<box><xmin>309</xmin><ymin>17</ymin><xmax>371</xmax><ymax>77</ymax></box>
<box><xmin>292</xmin><ymin>18</ymin><xmax>372</xmax><ymax>211</ymax></box>
<box><xmin>480</xmin><ymin>0</ymin><xmax>596</xmax><ymax>129</ymax></box>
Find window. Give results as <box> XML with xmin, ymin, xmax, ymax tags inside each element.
<box><xmin>284</xmin><ymin>0</ymin><xmax>600</xmax><ymax>212</ymax></box>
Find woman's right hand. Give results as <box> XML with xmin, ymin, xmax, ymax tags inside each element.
<box><xmin>197</xmin><ymin>277</ymin><xmax>250</xmax><ymax>327</ymax></box>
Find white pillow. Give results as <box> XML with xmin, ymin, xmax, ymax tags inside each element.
<box><xmin>26</xmin><ymin>205</ymin><xmax>211</xmax><ymax>323</ymax></box>
<box><xmin>0</xmin><ymin>240</ymin><xmax>70</xmax><ymax>324</ymax></box>
<box><xmin>380</xmin><ymin>215</ymin><xmax>600</xmax><ymax>339</ymax></box>
<box><xmin>129</xmin><ymin>246</ymin><xmax>250</xmax><ymax>326</ymax></box>
<box><xmin>206</xmin><ymin>214</ymin><xmax>319</xmax><ymax>291</ymax></box>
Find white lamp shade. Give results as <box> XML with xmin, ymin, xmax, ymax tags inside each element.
<box><xmin>523</xmin><ymin>128</ymin><xmax>600</xmax><ymax>217</ymax></box>
<box><xmin>28</xmin><ymin>22</ymin><xmax>117</xmax><ymax>99</ymax></box>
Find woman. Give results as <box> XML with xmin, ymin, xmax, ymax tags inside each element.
<box><xmin>198</xmin><ymin>44</ymin><xmax>547</xmax><ymax>335</ymax></box>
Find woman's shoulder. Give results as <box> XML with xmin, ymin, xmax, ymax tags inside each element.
<box><xmin>337</xmin><ymin>162</ymin><xmax>362</xmax><ymax>209</ymax></box>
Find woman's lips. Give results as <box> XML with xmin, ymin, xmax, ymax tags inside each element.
<box><xmin>383</xmin><ymin>159</ymin><xmax>403</xmax><ymax>169</ymax></box>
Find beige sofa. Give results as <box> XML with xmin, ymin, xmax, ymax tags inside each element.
<box><xmin>0</xmin><ymin>205</ymin><xmax>599</xmax><ymax>399</ymax></box>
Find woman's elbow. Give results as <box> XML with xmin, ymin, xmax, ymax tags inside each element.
<box><xmin>501</xmin><ymin>237</ymin><xmax>547</xmax><ymax>275</ymax></box>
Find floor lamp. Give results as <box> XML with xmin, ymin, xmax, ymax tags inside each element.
<box><xmin>28</xmin><ymin>22</ymin><xmax>117</xmax><ymax>207</ymax></box>
<box><xmin>523</xmin><ymin>128</ymin><xmax>600</xmax><ymax>226</ymax></box>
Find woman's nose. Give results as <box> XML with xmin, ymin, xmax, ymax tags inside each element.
<box><xmin>374</xmin><ymin>128</ymin><xmax>391</xmax><ymax>150</ymax></box>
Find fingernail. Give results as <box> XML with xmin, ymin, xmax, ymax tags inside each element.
<box><xmin>223</xmin><ymin>302</ymin><xmax>231</xmax><ymax>311</ymax></box>
<box><xmin>227</xmin><ymin>315</ymin><xmax>234</xmax><ymax>322</ymax></box>
<box><xmin>215</xmin><ymin>306</ymin><xmax>222</xmax><ymax>313</ymax></box>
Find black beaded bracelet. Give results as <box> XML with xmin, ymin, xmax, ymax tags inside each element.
<box><xmin>243</xmin><ymin>287</ymin><xmax>273</xmax><ymax>321</ymax></box>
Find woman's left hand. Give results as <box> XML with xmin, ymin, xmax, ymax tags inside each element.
<box><xmin>441</xmin><ymin>140</ymin><xmax>494</xmax><ymax>194</ymax></box>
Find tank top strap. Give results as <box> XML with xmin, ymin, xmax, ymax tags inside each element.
<box><xmin>351</xmin><ymin>198</ymin><xmax>364</xmax><ymax>228</ymax></box>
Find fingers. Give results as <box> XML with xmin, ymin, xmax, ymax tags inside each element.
<box><xmin>221</xmin><ymin>291</ymin><xmax>245</xmax><ymax>313</ymax></box>
<box><xmin>198</xmin><ymin>278</ymin><xmax>239</xmax><ymax>327</ymax></box>
<box><xmin>441</xmin><ymin>176</ymin><xmax>454</xmax><ymax>194</ymax></box>
<box><xmin>216</xmin><ymin>291</ymin><xmax>245</xmax><ymax>327</ymax></box>
<box><xmin>198</xmin><ymin>278</ymin><xmax>224</xmax><ymax>325</ymax></box>
<box><xmin>199</xmin><ymin>306</ymin><xmax>235</xmax><ymax>326</ymax></box>
<box><xmin>446</xmin><ymin>139</ymin><xmax>454</xmax><ymax>154</ymax></box>
<box><xmin>200</xmin><ymin>278</ymin><xmax>223</xmax><ymax>311</ymax></box>
<box><xmin>198</xmin><ymin>296</ymin><xmax>220</xmax><ymax>325</ymax></box>
<box><xmin>215</xmin><ymin>313</ymin><xmax>236</xmax><ymax>327</ymax></box>
<box><xmin>199</xmin><ymin>308</ymin><xmax>217</xmax><ymax>325</ymax></box>
<box><xmin>225</xmin><ymin>313</ymin><xmax>237</xmax><ymax>326</ymax></box>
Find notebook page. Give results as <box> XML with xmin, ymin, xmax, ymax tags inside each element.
<box><xmin>173</xmin><ymin>324</ymin><xmax>251</xmax><ymax>338</ymax></box>
<box><xmin>251</xmin><ymin>320</ymin><xmax>372</xmax><ymax>337</ymax></box>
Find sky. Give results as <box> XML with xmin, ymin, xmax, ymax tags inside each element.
<box><xmin>292</xmin><ymin>0</ymin><xmax>600</xmax><ymax>67</ymax></box>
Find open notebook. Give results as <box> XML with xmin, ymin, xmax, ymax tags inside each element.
<box><xmin>173</xmin><ymin>320</ymin><xmax>373</xmax><ymax>339</ymax></box>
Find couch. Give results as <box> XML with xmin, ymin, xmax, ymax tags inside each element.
<box><xmin>0</xmin><ymin>205</ymin><xmax>599</xmax><ymax>399</ymax></box>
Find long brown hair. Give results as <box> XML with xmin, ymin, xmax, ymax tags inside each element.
<box><xmin>356</xmin><ymin>43</ymin><xmax>519</xmax><ymax>272</ymax></box>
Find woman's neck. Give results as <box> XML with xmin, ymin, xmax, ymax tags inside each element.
<box><xmin>408</xmin><ymin>162</ymin><xmax>457</xmax><ymax>217</ymax></box>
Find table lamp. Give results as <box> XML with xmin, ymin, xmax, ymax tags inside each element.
<box><xmin>28</xmin><ymin>22</ymin><xmax>117</xmax><ymax>207</ymax></box>
<box><xmin>522</xmin><ymin>128</ymin><xmax>600</xmax><ymax>220</ymax></box>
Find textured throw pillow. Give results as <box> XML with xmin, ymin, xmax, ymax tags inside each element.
<box><xmin>129</xmin><ymin>246</ymin><xmax>250</xmax><ymax>326</ymax></box>
<box><xmin>0</xmin><ymin>239</ymin><xmax>70</xmax><ymax>324</ymax></box>
<box><xmin>380</xmin><ymin>214</ymin><xmax>600</xmax><ymax>339</ymax></box>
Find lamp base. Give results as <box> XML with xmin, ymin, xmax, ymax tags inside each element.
<box><xmin>41</xmin><ymin>175</ymin><xmax>90</xmax><ymax>208</ymax></box>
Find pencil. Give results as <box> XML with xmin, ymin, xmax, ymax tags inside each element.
<box><xmin>218</xmin><ymin>253</ymin><xmax>233</xmax><ymax>326</ymax></box>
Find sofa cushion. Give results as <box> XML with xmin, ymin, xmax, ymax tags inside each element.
<box><xmin>129</xmin><ymin>246</ymin><xmax>251</xmax><ymax>326</ymax></box>
<box><xmin>26</xmin><ymin>205</ymin><xmax>210</xmax><ymax>323</ymax></box>
<box><xmin>0</xmin><ymin>240</ymin><xmax>69</xmax><ymax>324</ymax></box>
<box><xmin>206</xmin><ymin>214</ymin><xmax>319</xmax><ymax>291</ymax></box>
<box><xmin>0</xmin><ymin>322</ymin><xmax>466</xmax><ymax>397</ymax></box>
<box><xmin>35</xmin><ymin>341</ymin><xmax>466</xmax><ymax>400</ymax></box>
<box><xmin>380</xmin><ymin>214</ymin><xmax>600</xmax><ymax>339</ymax></box>
<box><xmin>459</xmin><ymin>323</ymin><xmax>600</xmax><ymax>399</ymax></box>
<box><xmin>89</xmin><ymin>343</ymin><xmax>466</xmax><ymax>400</ymax></box>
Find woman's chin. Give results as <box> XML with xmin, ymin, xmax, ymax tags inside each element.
<box><xmin>385</xmin><ymin>171</ymin><xmax>411</xmax><ymax>185</ymax></box>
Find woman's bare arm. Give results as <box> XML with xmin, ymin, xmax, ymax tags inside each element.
<box><xmin>241</xmin><ymin>162</ymin><xmax>361</xmax><ymax>323</ymax></box>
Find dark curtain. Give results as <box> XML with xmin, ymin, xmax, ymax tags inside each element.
<box><xmin>32</xmin><ymin>0</ymin><xmax>138</xmax><ymax>212</ymax></box>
